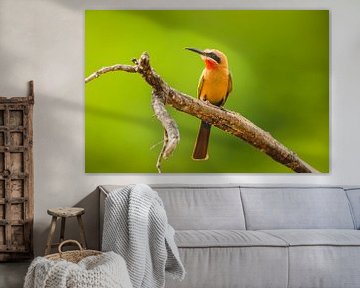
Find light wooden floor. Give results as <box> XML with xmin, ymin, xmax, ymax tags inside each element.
<box><xmin>0</xmin><ymin>261</ymin><xmax>30</xmax><ymax>288</ymax></box>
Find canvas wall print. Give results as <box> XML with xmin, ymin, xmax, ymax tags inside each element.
<box><xmin>85</xmin><ymin>10</ymin><xmax>329</xmax><ymax>173</ymax></box>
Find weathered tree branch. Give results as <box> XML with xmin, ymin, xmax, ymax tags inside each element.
<box><xmin>85</xmin><ymin>64</ymin><xmax>137</xmax><ymax>83</ymax></box>
<box><xmin>151</xmin><ymin>90</ymin><xmax>180</xmax><ymax>173</ymax></box>
<box><xmin>85</xmin><ymin>52</ymin><xmax>319</xmax><ymax>173</ymax></box>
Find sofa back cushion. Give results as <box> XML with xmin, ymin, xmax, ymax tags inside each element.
<box><xmin>345</xmin><ymin>188</ymin><xmax>360</xmax><ymax>229</ymax></box>
<box><xmin>153</xmin><ymin>185</ymin><xmax>246</xmax><ymax>230</ymax></box>
<box><xmin>240</xmin><ymin>187</ymin><xmax>355</xmax><ymax>230</ymax></box>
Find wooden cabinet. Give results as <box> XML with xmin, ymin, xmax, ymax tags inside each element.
<box><xmin>0</xmin><ymin>81</ymin><xmax>34</xmax><ymax>261</ymax></box>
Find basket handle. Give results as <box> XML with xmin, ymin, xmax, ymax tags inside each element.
<box><xmin>58</xmin><ymin>240</ymin><xmax>83</xmax><ymax>255</ymax></box>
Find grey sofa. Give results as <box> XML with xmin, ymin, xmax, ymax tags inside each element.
<box><xmin>99</xmin><ymin>185</ymin><xmax>360</xmax><ymax>288</ymax></box>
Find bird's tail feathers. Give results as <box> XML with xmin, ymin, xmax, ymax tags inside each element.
<box><xmin>192</xmin><ymin>121</ymin><xmax>211</xmax><ymax>160</ymax></box>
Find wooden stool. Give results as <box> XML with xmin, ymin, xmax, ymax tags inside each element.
<box><xmin>45</xmin><ymin>207</ymin><xmax>87</xmax><ymax>255</ymax></box>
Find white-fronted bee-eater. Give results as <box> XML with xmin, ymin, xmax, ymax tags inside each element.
<box><xmin>186</xmin><ymin>47</ymin><xmax>232</xmax><ymax>160</ymax></box>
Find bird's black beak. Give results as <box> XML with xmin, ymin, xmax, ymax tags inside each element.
<box><xmin>185</xmin><ymin>47</ymin><xmax>206</xmax><ymax>56</ymax></box>
<box><xmin>185</xmin><ymin>47</ymin><xmax>221</xmax><ymax>64</ymax></box>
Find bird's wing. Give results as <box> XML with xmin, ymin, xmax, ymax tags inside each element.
<box><xmin>197</xmin><ymin>73</ymin><xmax>205</xmax><ymax>100</ymax></box>
<box><xmin>227</xmin><ymin>72</ymin><xmax>232</xmax><ymax>97</ymax></box>
<box><xmin>223</xmin><ymin>72</ymin><xmax>232</xmax><ymax>105</ymax></box>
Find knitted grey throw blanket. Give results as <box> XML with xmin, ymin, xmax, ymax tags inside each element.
<box><xmin>102</xmin><ymin>184</ymin><xmax>185</xmax><ymax>288</ymax></box>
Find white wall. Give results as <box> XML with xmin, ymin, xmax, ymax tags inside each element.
<box><xmin>0</xmin><ymin>0</ymin><xmax>359</xmax><ymax>256</ymax></box>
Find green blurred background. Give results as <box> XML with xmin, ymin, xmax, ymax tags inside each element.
<box><xmin>85</xmin><ymin>10</ymin><xmax>329</xmax><ymax>173</ymax></box>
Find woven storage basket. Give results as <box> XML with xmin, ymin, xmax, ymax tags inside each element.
<box><xmin>45</xmin><ymin>240</ymin><xmax>102</xmax><ymax>263</ymax></box>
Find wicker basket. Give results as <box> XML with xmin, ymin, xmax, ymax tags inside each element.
<box><xmin>45</xmin><ymin>240</ymin><xmax>102</xmax><ymax>263</ymax></box>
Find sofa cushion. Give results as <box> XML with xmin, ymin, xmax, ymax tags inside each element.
<box><xmin>100</xmin><ymin>185</ymin><xmax>246</xmax><ymax>230</ymax></box>
<box><xmin>241</xmin><ymin>187</ymin><xmax>355</xmax><ymax>230</ymax></box>
<box><xmin>153</xmin><ymin>186</ymin><xmax>246</xmax><ymax>230</ymax></box>
<box><xmin>165</xmin><ymin>246</ymin><xmax>288</xmax><ymax>288</ymax></box>
<box><xmin>288</xmin><ymin>246</ymin><xmax>360</xmax><ymax>288</ymax></box>
<box><xmin>261</xmin><ymin>229</ymin><xmax>360</xmax><ymax>246</ymax></box>
<box><xmin>175</xmin><ymin>230</ymin><xmax>288</xmax><ymax>248</ymax></box>
<box><xmin>345</xmin><ymin>188</ymin><xmax>360</xmax><ymax>229</ymax></box>
<box><xmin>258</xmin><ymin>230</ymin><xmax>360</xmax><ymax>288</ymax></box>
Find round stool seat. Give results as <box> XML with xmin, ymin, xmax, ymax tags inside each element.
<box><xmin>47</xmin><ymin>207</ymin><xmax>85</xmax><ymax>218</ymax></box>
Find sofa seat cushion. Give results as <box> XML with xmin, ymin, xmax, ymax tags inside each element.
<box><xmin>260</xmin><ymin>230</ymin><xmax>360</xmax><ymax>288</ymax></box>
<box><xmin>175</xmin><ymin>230</ymin><xmax>288</xmax><ymax>248</ymax></box>
<box><xmin>167</xmin><ymin>231</ymin><xmax>289</xmax><ymax>288</ymax></box>
<box><xmin>262</xmin><ymin>229</ymin><xmax>360</xmax><ymax>246</ymax></box>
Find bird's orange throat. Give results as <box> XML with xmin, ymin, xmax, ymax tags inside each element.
<box><xmin>204</xmin><ymin>58</ymin><xmax>217</xmax><ymax>70</ymax></box>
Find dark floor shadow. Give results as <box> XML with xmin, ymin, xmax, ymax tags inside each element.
<box><xmin>0</xmin><ymin>260</ymin><xmax>31</xmax><ymax>288</ymax></box>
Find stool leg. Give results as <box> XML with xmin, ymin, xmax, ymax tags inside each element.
<box><xmin>60</xmin><ymin>217</ymin><xmax>66</xmax><ymax>243</ymax></box>
<box><xmin>45</xmin><ymin>216</ymin><xmax>57</xmax><ymax>255</ymax></box>
<box><xmin>77</xmin><ymin>215</ymin><xmax>87</xmax><ymax>249</ymax></box>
